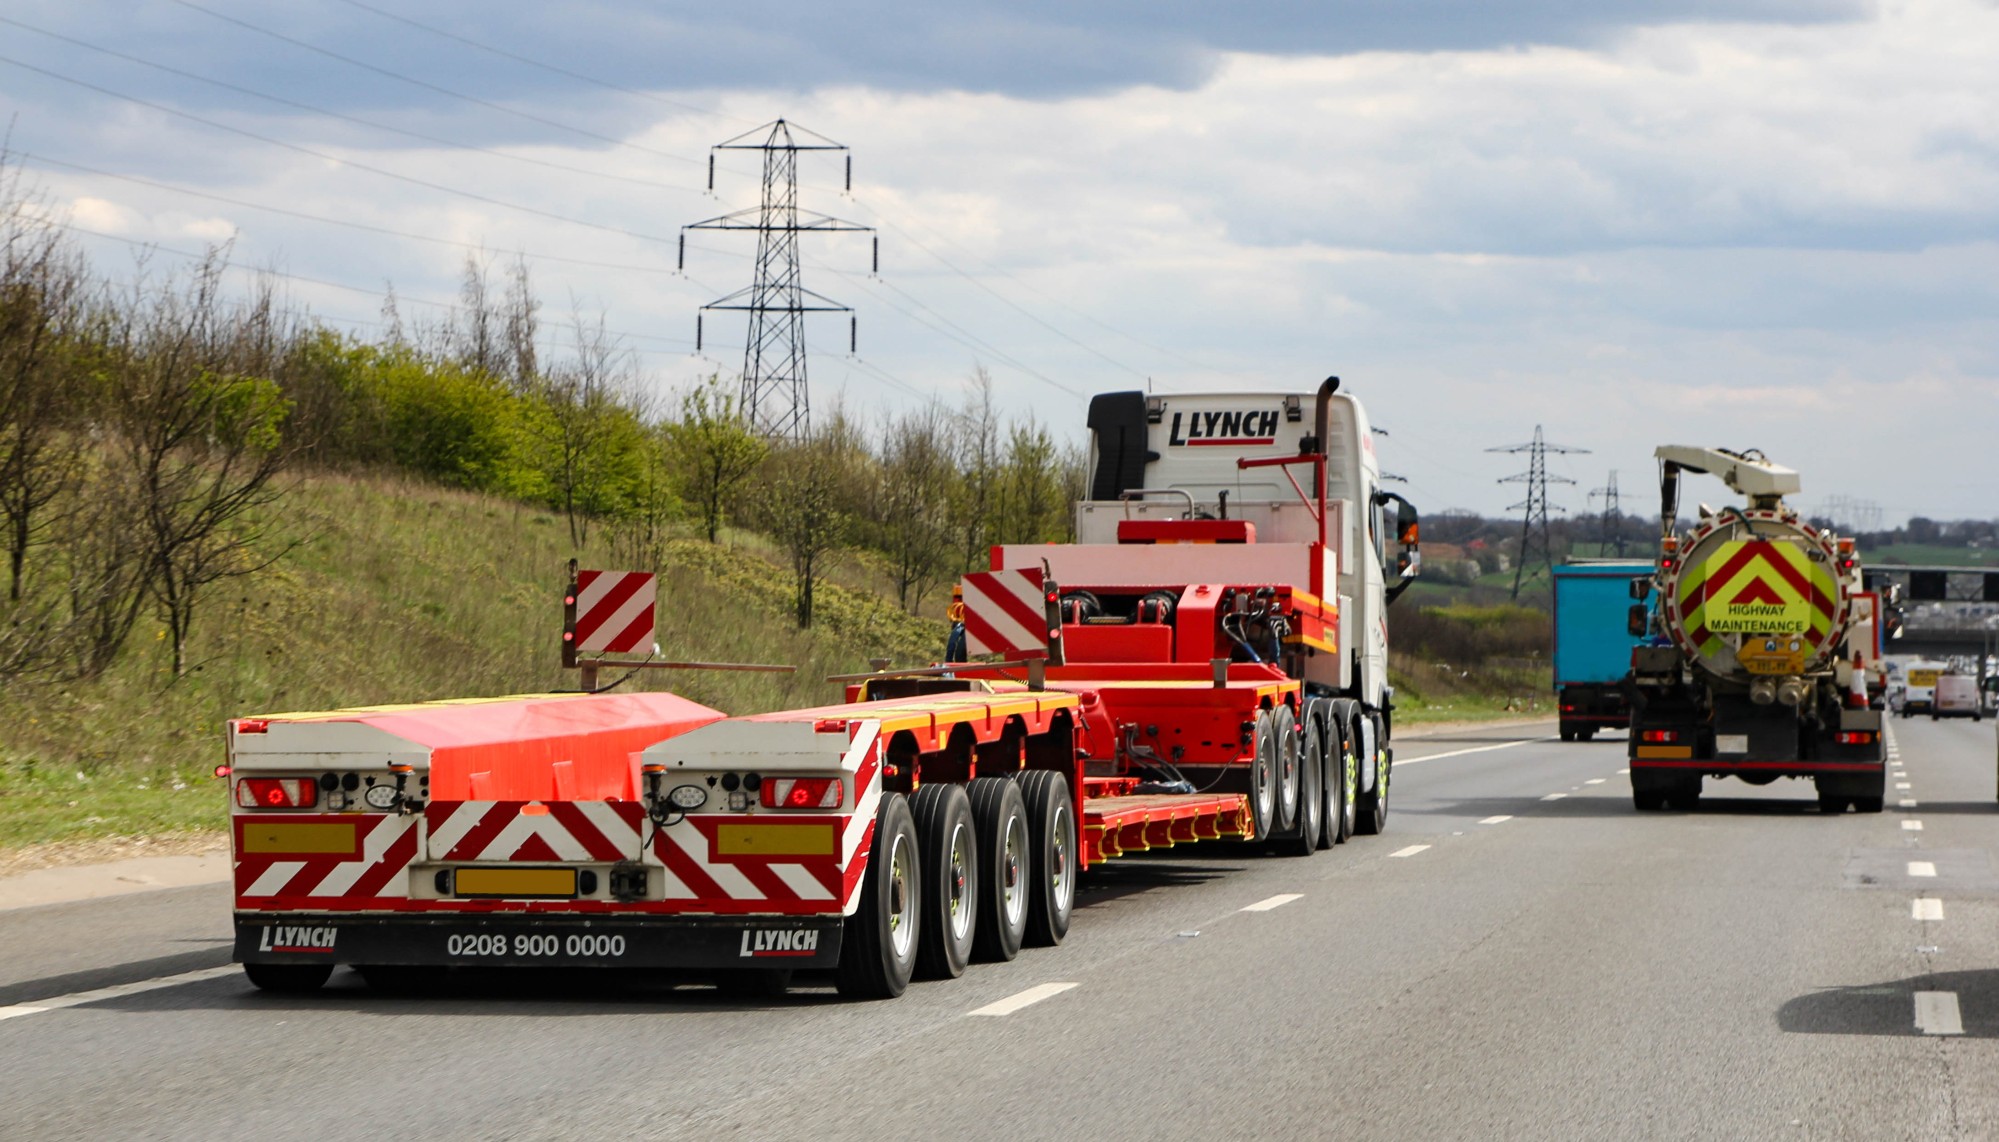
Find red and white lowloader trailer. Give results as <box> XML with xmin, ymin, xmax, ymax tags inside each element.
<box><xmin>227</xmin><ymin>378</ymin><xmax>1418</xmax><ymax>998</ymax></box>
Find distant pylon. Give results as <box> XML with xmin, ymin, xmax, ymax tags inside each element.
<box><xmin>1590</xmin><ymin>470</ymin><xmax>1624</xmax><ymax>558</ymax></box>
<box><xmin>680</xmin><ymin>119</ymin><xmax>876</xmax><ymax>441</ymax></box>
<box><xmin>1490</xmin><ymin>426</ymin><xmax>1589</xmax><ymax>600</ymax></box>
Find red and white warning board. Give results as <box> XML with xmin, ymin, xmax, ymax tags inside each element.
<box><xmin>962</xmin><ymin>568</ymin><xmax>1052</xmax><ymax>660</ymax></box>
<box><xmin>574</xmin><ymin>569</ymin><xmax>656</xmax><ymax>655</ymax></box>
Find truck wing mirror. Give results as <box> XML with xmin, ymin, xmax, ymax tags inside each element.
<box><xmin>1628</xmin><ymin>604</ymin><xmax>1649</xmax><ymax>639</ymax></box>
<box><xmin>1374</xmin><ymin>491</ymin><xmax>1420</xmax><ymax>604</ymax></box>
<box><xmin>1630</xmin><ymin>577</ymin><xmax>1652</xmax><ymax>601</ymax></box>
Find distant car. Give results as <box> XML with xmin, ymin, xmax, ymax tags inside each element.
<box><xmin>1933</xmin><ymin>674</ymin><xmax>1981</xmax><ymax>721</ymax></box>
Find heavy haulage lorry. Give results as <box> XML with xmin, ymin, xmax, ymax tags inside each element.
<box><xmin>1626</xmin><ymin>446</ymin><xmax>1888</xmax><ymax>812</ymax></box>
<box><xmin>226</xmin><ymin>378</ymin><xmax>1417</xmax><ymax>999</ymax></box>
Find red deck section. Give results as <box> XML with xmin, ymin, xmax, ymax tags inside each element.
<box><xmin>1082</xmin><ymin>793</ymin><xmax>1252</xmax><ymax>862</ymax></box>
<box><xmin>254</xmin><ymin>692</ymin><xmax>725</xmax><ymax>801</ymax></box>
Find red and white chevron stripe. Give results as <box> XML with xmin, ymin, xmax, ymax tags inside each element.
<box><xmin>962</xmin><ymin>569</ymin><xmax>1050</xmax><ymax>659</ymax></box>
<box><xmin>424</xmin><ymin>800</ymin><xmax>644</xmax><ymax>862</ymax></box>
<box><xmin>650</xmin><ymin>720</ymin><xmax>883</xmax><ymax>916</ymax></box>
<box><xmin>235</xmin><ymin>814</ymin><xmax>418</xmax><ymax>905</ymax></box>
<box><xmin>574</xmin><ymin>569</ymin><xmax>656</xmax><ymax>655</ymax></box>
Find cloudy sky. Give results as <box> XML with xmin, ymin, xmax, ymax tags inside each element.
<box><xmin>3</xmin><ymin>0</ymin><xmax>1995</xmax><ymax>525</ymax></box>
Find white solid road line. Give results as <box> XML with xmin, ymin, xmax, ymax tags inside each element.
<box><xmin>0</xmin><ymin>965</ymin><xmax>239</xmax><ymax>1023</ymax></box>
<box><xmin>968</xmin><ymin>982</ymin><xmax>1079</xmax><ymax>1017</ymax></box>
<box><xmin>1903</xmin><ymin>820</ymin><xmax>1924</xmax><ymax>831</ymax></box>
<box><xmin>1241</xmin><ymin>893</ymin><xmax>1303</xmax><ymax>912</ymax></box>
<box><xmin>1913</xmin><ymin>898</ymin><xmax>1945</xmax><ymax>921</ymax></box>
<box><xmin>1389</xmin><ymin>844</ymin><xmax>1431</xmax><ymax>858</ymax></box>
<box><xmin>1396</xmin><ymin>736</ymin><xmax>1554</xmax><ymax>766</ymax></box>
<box><xmin>1479</xmin><ymin>815</ymin><xmax>1513</xmax><ymax>825</ymax></box>
<box><xmin>1915</xmin><ymin>991</ymin><xmax>1964</xmax><ymax>1036</ymax></box>
<box><xmin>1541</xmin><ymin>793</ymin><xmax>1567</xmax><ymax>801</ymax></box>
<box><xmin>1909</xmin><ymin>861</ymin><xmax>1938</xmax><ymax>878</ymax></box>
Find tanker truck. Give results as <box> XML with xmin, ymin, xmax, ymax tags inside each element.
<box><xmin>1625</xmin><ymin>446</ymin><xmax>1886</xmax><ymax>812</ymax></box>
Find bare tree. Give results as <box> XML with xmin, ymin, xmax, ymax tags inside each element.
<box><xmin>951</xmin><ymin>366</ymin><xmax>1000</xmax><ymax>572</ymax></box>
<box><xmin>112</xmin><ymin>254</ymin><xmax>300</xmax><ymax>676</ymax></box>
<box><xmin>533</xmin><ymin>308</ymin><xmax>633</xmax><ymax>547</ymax></box>
<box><xmin>668</xmin><ymin>375</ymin><xmax>765</xmax><ymax>544</ymax></box>
<box><xmin>875</xmin><ymin>401</ymin><xmax>955</xmax><ymax>611</ymax></box>
<box><xmin>765</xmin><ymin>415</ymin><xmax>862</xmax><ymax>628</ymax></box>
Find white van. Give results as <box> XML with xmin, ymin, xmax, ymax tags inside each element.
<box><xmin>1933</xmin><ymin>674</ymin><xmax>1982</xmax><ymax>721</ymax></box>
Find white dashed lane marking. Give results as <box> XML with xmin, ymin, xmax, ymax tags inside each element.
<box><xmin>0</xmin><ymin>965</ymin><xmax>239</xmax><ymax>1023</ymax></box>
<box><xmin>1479</xmin><ymin>815</ymin><xmax>1513</xmax><ymax>825</ymax></box>
<box><xmin>1896</xmin><ymin>782</ymin><xmax>1912</xmax><ymax>790</ymax></box>
<box><xmin>1541</xmin><ymin>793</ymin><xmax>1567</xmax><ymax>801</ymax></box>
<box><xmin>1909</xmin><ymin>861</ymin><xmax>1938</xmax><ymax>878</ymax></box>
<box><xmin>1241</xmin><ymin>894</ymin><xmax>1303</xmax><ymax>912</ymax></box>
<box><xmin>968</xmin><ymin>982</ymin><xmax>1079</xmax><ymax>1017</ymax></box>
<box><xmin>1913</xmin><ymin>898</ymin><xmax>1945</xmax><ymax>921</ymax></box>
<box><xmin>1903</xmin><ymin>820</ymin><xmax>1924</xmax><ymax>831</ymax></box>
<box><xmin>1617</xmin><ymin>768</ymin><xmax>1630</xmax><ymax>775</ymax></box>
<box><xmin>1916</xmin><ymin>992</ymin><xmax>1964</xmax><ymax>1036</ymax></box>
<box><xmin>1584</xmin><ymin>779</ymin><xmax>1605</xmax><ymax>785</ymax></box>
<box><xmin>1900</xmin><ymin>799</ymin><xmax>1919</xmax><ymax>809</ymax></box>
<box><xmin>1388</xmin><ymin>845</ymin><xmax>1431</xmax><ymax>858</ymax></box>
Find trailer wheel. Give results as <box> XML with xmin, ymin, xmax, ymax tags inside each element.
<box><xmin>967</xmin><ymin>776</ymin><xmax>1030</xmax><ymax>963</ymax></box>
<box><xmin>243</xmin><ymin>963</ymin><xmax>333</xmax><ymax>993</ymax></box>
<box><xmin>1353</xmin><ymin>712</ymin><xmax>1389</xmax><ymax>836</ymax></box>
<box><xmin>1271</xmin><ymin>705</ymin><xmax>1301</xmax><ymax>836</ymax></box>
<box><xmin>1276</xmin><ymin>716</ymin><xmax>1322</xmax><ymax>858</ymax></box>
<box><xmin>1017</xmin><ymin>770</ymin><xmax>1076</xmax><ymax>947</ymax></box>
<box><xmin>1579</xmin><ymin>727</ymin><xmax>1597</xmax><ymax>742</ymax></box>
<box><xmin>835</xmin><ymin>792</ymin><xmax>920</xmax><ymax>999</ymax></box>
<box><xmin>1560</xmin><ymin>727</ymin><xmax>1577</xmax><ymax>743</ymax></box>
<box><xmin>911</xmin><ymin>783</ymin><xmax>978</xmax><ymax>981</ymax></box>
<box><xmin>1665</xmin><ymin>775</ymin><xmax>1702</xmax><ymax>811</ymax></box>
<box><xmin>1247</xmin><ymin>710</ymin><xmax>1277</xmax><ymax>841</ymax></box>
<box><xmin>1632</xmin><ymin>787</ymin><xmax>1666</xmax><ymax>811</ymax></box>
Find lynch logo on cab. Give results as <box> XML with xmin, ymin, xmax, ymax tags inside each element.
<box><xmin>1168</xmin><ymin>409</ymin><xmax>1280</xmax><ymax>447</ymax></box>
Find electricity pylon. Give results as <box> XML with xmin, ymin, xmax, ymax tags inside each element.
<box><xmin>681</xmin><ymin>119</ymin><xmax>876</xmax><ymax>441</ymax></box>
<box><xmin>1490</xmin><ymin>426</ymin><xmax>1588</xmax><ymax>600</ymax></box>
<box><xmin>1590</xmin><ymin>470</ymin><xmax>1625</xmax><ymax>557</ymax></box>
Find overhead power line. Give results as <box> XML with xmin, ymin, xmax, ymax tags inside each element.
<box><xmin>0</xmin><ymin>56</ymin><xmax>687</xmax><ymax>249</ymax></box>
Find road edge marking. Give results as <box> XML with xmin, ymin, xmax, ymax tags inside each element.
<box><xmin>0</xmin><ymin>964</ymin><xmax>239</xmax><ymax>1022</ymax></box>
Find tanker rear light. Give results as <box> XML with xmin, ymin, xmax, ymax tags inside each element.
<box><xmin>1836</xmin><ymin>731</ymin><xmax>1877</xmax><ymax>745</ymax></box>
<box><xmin>1639</xmin><ymin>730</ymin><xmax>1681</xmax><ymax>744</ymax></box>
<box><xmin>761</xmin><ymin>778</ymin><xmax>843</xmax><ymax>810</ymax></box>
<box><xmin>1560</xmin><ymin>705</ymin><xmax>1577</xmax><ymax>713</ymax></box>
<box><xmin>236</xmin><ymin>777</ymin><xmax>317</xmax><ymax>809</ymax></box>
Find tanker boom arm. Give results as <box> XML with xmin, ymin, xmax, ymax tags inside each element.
<box><xmin>1655</xmin><ymin>445</ymin><xmax>1802</xmax><ymax>530</ymax></box>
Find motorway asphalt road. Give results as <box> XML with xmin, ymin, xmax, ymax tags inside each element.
<box><xmin>4</xmin><ymin>717</ymin><xmax>1998</xmax><ymax>1140</ymax></box>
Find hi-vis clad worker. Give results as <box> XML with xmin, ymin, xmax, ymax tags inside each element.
<box><xmin>945</xmin><ymin>585</ymin><xmax>967</xmax><ymax>662</ymax></box>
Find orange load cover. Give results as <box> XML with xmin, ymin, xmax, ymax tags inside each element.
<box><xmin>288</xmin><ymin>692</ymin><xmax>724</xmax><ymax>802</ymax></box>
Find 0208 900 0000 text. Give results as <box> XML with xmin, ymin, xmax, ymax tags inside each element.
<box><xmin>445</xmin><ymin>933</ymin><xmax>627</xmax><ymax>958</ymax></box>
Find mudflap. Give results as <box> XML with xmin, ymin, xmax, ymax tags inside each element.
<box><xmin>235</xmin><ymin>913</ymin><xmax>844</xmax><ymax>971</ymax></box>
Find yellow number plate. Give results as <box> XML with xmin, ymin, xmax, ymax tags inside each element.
<box><xmin>240</xmin><ymin>821</ymin><xmax>358</xmax><ymax>856</ymax></box>
<box><xmin>453</xmin><ymin>867</ymin><xmax>578</xmax><ymax>898</ymax></box>
<box><xmin>715</xmin><ymin>823</ymin><xmax>837</xmax><ymax>857</ymax></box>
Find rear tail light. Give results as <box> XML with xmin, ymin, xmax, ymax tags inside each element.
<box><xmin>1640</xmin><ymin>730</ymin><xmax>1680</xmax><ymax>744</ymax></box>
<box><xmin>235</xmin><ymin>719</ymin><xmax>269</xmax><ymax>734</ymax></box>
<box><xmin>1560</xmin><ymin>705</ymin><xmax>1577</xmax><ymax>713</ymax></box>
<box><xmin>760</xmin><ymin>778</ymin><xmax>844</xmax><ymax>809</ymax></box>
<box><xmin>236</xmin><ymin>778</ymin><xmax>317</xmax><ymax>809</ymax></box>
<box><xmin>1836</xmin><ymin>731</ymin><xmax>1877</xmax><ymax>745</ymax></box>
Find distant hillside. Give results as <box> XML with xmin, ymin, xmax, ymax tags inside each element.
<box><xmin>0</xmin><ymin>472</ymin><xmax>944</xmax><ymax>850</ymax></box>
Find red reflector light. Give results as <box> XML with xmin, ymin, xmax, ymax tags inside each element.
<box><xmin>236</xmin><ymin>778</ymin><xmax>317</xmax><ymax>809</ymax></box>
<box><xmin>760</xmin><ymin>778</ymin><xmax>843</xmax><ymax>809</ymax></box>
<box><xmin>235</xmin><ymin>719</ymin><xmax>269</xmax><ymax>734</ymax></box>
<box><xmin>1640</xmin><ymin>730</ymin><xmax>1680</xmax><ymax>743</ymax></box>
<box><xmin>813</xmin><ymin>718</ymin><xmax>849</xmax><ymax>734</ymax></box>
<box><xmin>1560</xmin><ymin>705</ymin><xmax>1576</xmax><ymax>713</ymax></box>
<box><xmin>1836</xmin><ymin>731</ymin><xmax>1877</xmax><ymax>745</ymax></box>
<box><xmin>212</xmin><ymin>764</ymin><xmax>231</xmax><ymax>779</ymax></box>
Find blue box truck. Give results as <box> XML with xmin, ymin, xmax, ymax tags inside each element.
<box><xmin>1553</xmin><ymin>561</ymin><xmax>1652</xmax><ymax>742</ymax></box>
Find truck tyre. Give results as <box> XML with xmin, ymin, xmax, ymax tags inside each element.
<box><xmin>1329</xmin><ymin>711</ymin><xmax>1358</xmax><ymax>844</ymax></box>
<box><xmin>1247</xmin><ymin>710</ymin><xmax>1277</xmax><ymax>841</ymax></box>
<box><xmin>835</xmin><ymin>792</ymin><xmax>920</xmax><ymax>999</ymax></box>
<box><xmin>1276</xmin><ymin>712</ymin><xmax>1323</xmax><ymax>858</ymax></box>
<box><xmin>1579</xmin><ymin>727</ymin><xmax>1597</xmax><ymax>742</ymax></box>
<box><xmin>1311</xmin><ymin>707</ymin><xmax>1338</xmax><ymax>850</ymax></box>
<box><xmin>243</xmin><ymin>963</ymin><xmax>333</xmax><ymax>993</ymax></box>
<box><xmin>1017</xmin><ymin>770</ymin><xmax>1076</xmax><ymax>947</ymax></box>
<box><xmin>1632</xmin><ymin>786</ymin><xmax>1666</xmax><ymax>811</ymax></box>
<box><xmin>1560</xmin><ymin>727</ymin><xmax>1577</xmax><ymax>743</ymax></box>
<box><xmin>966</xmin><ymin>776</ymin><xmax>1030</xmax><ymax>963</ymax></box>
<box><xmin>1666</xmin><ymin>775</ymin><xmax>1702</xmax><ymax>811</ymax></box>
<box><xmin>1353</xmin><ymin>711</ymin><xmax>1389</xmax><ymax>836</ymax></box>
<box><xmin>1271</xmin><ymin>705</ymin><xmax>1301</xmax><ymax>836</ymax></box>
<box><xmin>910</xmin><ymin>783</ymin><xmax>978</xmax><ymax>981</ymax></box>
